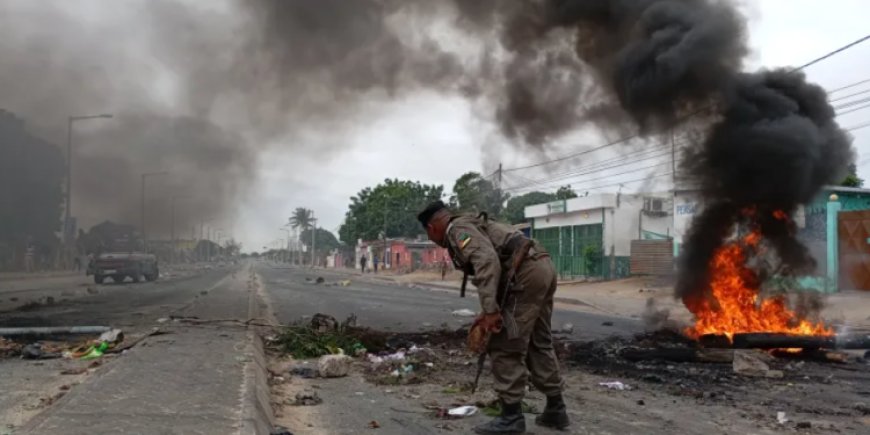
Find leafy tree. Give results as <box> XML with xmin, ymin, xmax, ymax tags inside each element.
<box><xmin>338</xmin><ymin>179</ymin><xmax>443</xmax><ymax>244</ymax></box>
<box><xmin>502</xmin><ymin>191</ymin><xmax>556</xmax><ymax>224</ymax></box>
<box><xmin>555</xmin><ymin>185</ymin><xmax>578</xmax><ymax>200</ymax></box>
<box><xmin>0</xmin><ymin>110</ymin><xmax>64</xmax><ymax>269</ymax></box>
<box><xmin>841</xmin><ymin>163</ymin><xmax>864</xmax><ymax>188</ymax></box>
<box><xmin>449</xmin><ymin>172</ymin><xmax>509</xmax><ymax>217</ymax></box>
<box><xmin>300</xmin><ymin>227</ymin><xmax>342</xmax><ymax>253</ymax></box>
<box><xmin>289</xmin><ymin>207</ymin><xmax>315</xmax><ymax>230</ymax></box>
<box><xmin>501</xmin><ymin>186</ymin><xmax>577</xmax><ymax>224</ymax></box>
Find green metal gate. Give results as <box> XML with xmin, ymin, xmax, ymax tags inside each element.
<box><xmin>532</xmin><ymin>224</ymin><xmax>603</xmax><ymax>279</ymax></box>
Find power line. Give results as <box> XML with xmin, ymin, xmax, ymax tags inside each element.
<box><xmin>834</xmin><ymin>96</ymin><xmax>870</xmax><ymax>110</ymax></box>
<box><xmin>846</xmin><ymin>121</ymin><xmax>870</xmax><ymax>132</ymax></box>
<box><xmin>504</xmin><ymin>148</ymin><xmax>684</xmax><ymax>191</ymax></box>
<box><xmin>838</xmin><ymin>102</ymin><xmax>870</xmax><ymax>117</ymax></box>
<box><xmin>503</xmin><ymin>160</ymin><xmax>675</xmax><ymax>193</ymax></box>
<box><xmin>828</xmin><ymin>77</ymin><xmax>870</xmax><ymax>94</ymax></box>
<box><xmin>790</xmin><ymin>34</ymin><xmax>870</xmax><ymax>71</ymax></box>
<box><xmin>830</xmin><ymin>87</ymin><xmax>870</xmax><ymax>103</ymax></box>
<box><xmin>502</xmin><ymin>33</ymin><xmax>870</xmax><ymax>174</ymax></box>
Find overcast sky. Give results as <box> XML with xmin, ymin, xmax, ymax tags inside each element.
<box><xmin>2</xmin><ymin>1</ymin><xmax>867</xmax><ymax>252</ymax></box>
<box><xmin>235</xmin><ymin>0</ymin><xmax>870</xmax><ymax>251</ymax></box>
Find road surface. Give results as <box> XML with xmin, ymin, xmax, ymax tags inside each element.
<box><xmin>259</xmin><ymin>265</ymin><xmax>642</xmax><ymax>338</ymax></box>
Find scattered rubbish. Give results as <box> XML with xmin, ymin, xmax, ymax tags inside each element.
<box><xmin>733</xmin><ymin>350</ymin><xmax>772</xmax><ymax>377</ymax></box>
<box><xmin>599</xmin><ymin>381</ymin><xmax>631</xmax><ymax>391</ymax></box>
<box><xmin>156</xmin><ymin>318</ymin><xmax>170</xmax><ymax>323</ymax></box>
<box><xmin>443</xmin><ymin>386</ymin><xmax>462</xmax><ymax>394</ymax></box>
<box><xmin>368</xmin><ymin>420</ymin><xmax>380</xmax><ymax>429</ymax></box>
<box><xmin>311</xmin><ymin>313</ymin><xmax>338</xmax><ymax>332</ymax></box>
<box><xmin>561</xmin><ymin>323</ymin><xmax>575</xmax><ymax>334</ymax></box>
<box><xmin>447</xmin><ymin>406</ymin><xmax>478</xmax><ymax>417</ymax></box>
<box><xmin>60</xmin><ymin>367</ymin><xmax>88</xmax><ymax>375</ymax></box>
<box><xmin>601</xmin><ymin>321</ymin><xmax>614</xmax><ymax>327</ymax></box>
<box><xmin>318</xmin><ymin>354</ymin><xmax>352</xmax><ymax>378</ymax></box>
<box><xmin>765</xmin><ymin>370</ymin><xmax>784</xmax><ymax>379</ymax></box>
<box><xmin>86</xmin><ymin>287</ymin><xmax>99</xmax><ymax>294</ymax></box>
<box><xmin>451</xmin><ymin>309</ymin><xmax>476</xmax><ymax>317</ymax></box>
<box><xmin>21</xmin><ymin>344</ymin><xmax>62</xmax><ymax>360</ymax></box>
<box><xmin>637</xmin><ymin>399</ymin><xmax>645</xmax><ymax>406</ymax></box>
<box><xmin>389</xmin><ymin>364</ymin><xmax>414</xmax><ymax>377</ymax></box>
<box><xmin>290</xmin><ymin>366</ymin><xmax>318</xmax><ymax>379</ymax></box>
<box><xmin>408</xmin><ymin>346</ymin><xmax>437</xmax><ymax>363</ymax></box>
<box><xmin>315</xmin><ymin>277</ymin><xmax>325</xmax><ymax>284</ymax></box>
<box><xmin>270</xmin><ymin>425</ymin><xmax>294</xmax><ymax>435</ymax></box>
<box><xmin>75</xmin><ymin>342</ymin><xmax>110</xmax><ymax>360</ymax></box>
<box><xmin>293</xmin><ymin>391</ymin><xmax>322</xmax><ymax>406</ymax></box>
<box><xmin>338</xmin><ymin>280</ymin><xmax>351</xmax><ymax>287</ymax></box>
<box><xmin>796</xmin><ymin>422</ymin><xmax>812</xmax><ymax>429</ymax></box>
<box><xmin>777</xmin><ymin>411</ymin><xmax>789</xmax><ymax>425</ymax></box>
<box><xmin>200</xmin><ymin>290</ymin><xmax>208</xmax><ymax>296</ymax></box>
<box><xmin>0</xmin><ymin>337</ymin><xmax>21</xmax><ymax>358</ymax></box>
<box><xmin>98</xmin><ymin>329</ymin><xmax>124</xmax><ymax>344</ymax></box>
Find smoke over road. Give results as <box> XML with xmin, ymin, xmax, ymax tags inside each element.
<box><xmin>0</xmin><ymin>0</ymin><xmax>856</xmax><ymax>263</ymax></box>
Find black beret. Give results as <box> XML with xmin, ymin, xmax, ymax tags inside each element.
<box><xmin>417</xmin><ymin>200</ymin><xmax>447</xmax><ymax>227</ymax></box>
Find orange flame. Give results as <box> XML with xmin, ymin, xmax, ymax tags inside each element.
<box><xmin>684</xmin><ymin>225</ymin><xmax>833</xmax><ymax>341</ymax></box>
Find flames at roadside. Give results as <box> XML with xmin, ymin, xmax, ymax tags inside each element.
<box><xmin>684</xmin><ymin>211</ymin><xmax>834</xmax><ymax>341</ymax></box>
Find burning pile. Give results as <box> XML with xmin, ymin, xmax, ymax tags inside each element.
<box><xmin>519</xmin><ymin>0</ymin><xmax>854</xmax><ymax>339</ymax></box>
<box><xmin>684</xmin><ymin>215</ymin><xmax>834</xmax><ymax>341</ymax></box>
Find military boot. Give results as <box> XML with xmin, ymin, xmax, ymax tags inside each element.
<box><xmin>535</xmin><ymin>393</ymin><xmax>570</xmax><ymax>430</ymax></box>
<box><xmin>473</xmin><ymin>401</ymin><xmax>526</xmax><ymax>434</ymax></box>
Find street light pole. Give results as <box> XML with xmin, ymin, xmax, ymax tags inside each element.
<box><xmin>64</xmin><ymin>113</ymin><xmax>112</xmax><ymax>267</ymax></box>
<box><xmin>141</xmin><ymin>171</ymin><xmax>168</xmax><ymax>251</ymax></box>
<box><xmin>310</xmin><ymin>213</ymin><xmax>317</xmax><ymax>268</ymax></box>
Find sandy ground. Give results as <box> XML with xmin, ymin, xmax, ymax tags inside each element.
<box><xmin>266</xmin><ymin>338</ymin><xmax>870</xmax><ymax>435</ymax></box>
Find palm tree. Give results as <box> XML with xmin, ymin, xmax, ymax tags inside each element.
<box><xmin>289</xmin><ymin>207</ymin><xmax>314</xmax><ymax>231</ymax></box>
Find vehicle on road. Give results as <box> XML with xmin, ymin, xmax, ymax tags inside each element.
<box><xmin>80</xmin><ymin>221</ymin><xmax>159</xmax><ymax>284</ymax></box>
<box><xmin>92</xmin><ymin>252</ymin><xmax>159</xmax><ymax>284</ymax></box>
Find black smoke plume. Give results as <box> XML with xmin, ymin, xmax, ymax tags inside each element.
<box><xmin>509</xmin><ymin>0</ymin><xmax>854</xmax><ymax>304</ymax></box>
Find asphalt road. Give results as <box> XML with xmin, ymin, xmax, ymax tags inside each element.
<box><xmin>0</xmin><ymin>266</ymin><xmax>236</xmax><ymax>330</ymax></box>
<box><xmin>259</xmin><ymin>264</ymin><xmax>642</xmax><ymax>339</ymax></box>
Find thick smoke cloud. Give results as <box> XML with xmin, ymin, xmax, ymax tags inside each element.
<box><xmin>0</xmin><ymin>0</ymin><xmax>855</xmax><ymax>263</ymax></box>
<box><xmin>511</xmin><ymin>0</ymin><xmax>854</xmax><ymax>304</ymax></box>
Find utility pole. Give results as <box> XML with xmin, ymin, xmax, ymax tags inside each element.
<box><xmin>310</xmin><ymin>212</ymin><xmax>317</xmax><ymax>268</ymax></box>
<box><xmin>64</xmin><ymin>114</ymin><xmax>112</xmax><ymax>268</ymax></box>
<box><xmin>497</xmin><ymin>162</ymin><xmax>503</xmax><ymax>191</ymax></box>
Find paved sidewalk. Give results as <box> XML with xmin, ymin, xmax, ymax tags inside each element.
<box><xmin>17</xmin><ymin>272</ymin><xmax>273</xmax><ymax>435</ymax></box>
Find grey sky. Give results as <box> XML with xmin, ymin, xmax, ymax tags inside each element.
<box><xmin>238</xmin><ymin>0</ymin><xmax>870</xmax><ymax>251</ymax></box>
<box><xmin>1</xmin><ymin>1</ymin><xmax>866</xmax><ymax>252</ymax></box>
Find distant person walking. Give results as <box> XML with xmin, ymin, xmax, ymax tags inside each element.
<box><xmin>360</xmin><ymin>255</ymin><xmax>367</xmax><ymax>274</ymax></box>
<box><xmin>373</xmin><ymin>255</ymin><xmax>379</xmax><ymax>274</ymax></box>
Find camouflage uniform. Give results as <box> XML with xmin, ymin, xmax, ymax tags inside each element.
<box><xmin>445</xmin><ymin>214</ymin><xmax>564</xmax><ymax>404</ymax></box>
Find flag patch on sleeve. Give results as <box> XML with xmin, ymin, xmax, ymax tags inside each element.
<box><xmin>457</xmin><ymin>233</ymin><xmax>471</xmax><ymax>250</ymax></box>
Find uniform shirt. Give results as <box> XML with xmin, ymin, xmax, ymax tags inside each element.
<box><xmin>446</xmin><ymin>215</ymin><xmax>520</xmax><ymax>314</ymax></box>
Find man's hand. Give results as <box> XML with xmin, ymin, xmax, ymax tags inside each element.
<box><xmin>467</xmin><ymin>312</ymin><xmax>503</xmax><ymax>354</ymax></box>
<box><xmin>475</xmin><ymin>312</ymin><xmax>503</xmax><ymax>333</ymax></box>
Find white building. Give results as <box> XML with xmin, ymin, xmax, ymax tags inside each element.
<box><xmin>524</xmin><ymin>193</ymin><xmax>674</xmax><ymax>279</ymax></box>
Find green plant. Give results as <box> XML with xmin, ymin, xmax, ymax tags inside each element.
<box><xmin>274</xmin><ymin>325</ymin><xmax>362</xmax><ymax>359</ymax></box>
<box><xmin>583</xmin><ymin>245</ymin><xmax>602</xmax><ymax>276</ymax></box>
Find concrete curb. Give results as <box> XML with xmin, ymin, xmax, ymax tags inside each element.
<box><xmin>239</xmin><ymin>270</ymin><xmax>276</xmax><ymax>434</ymax></box>
<box><xmin>237</xmin><ymin>331</ymin><xmax>274</xmax><ymax>434</ymax></box>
